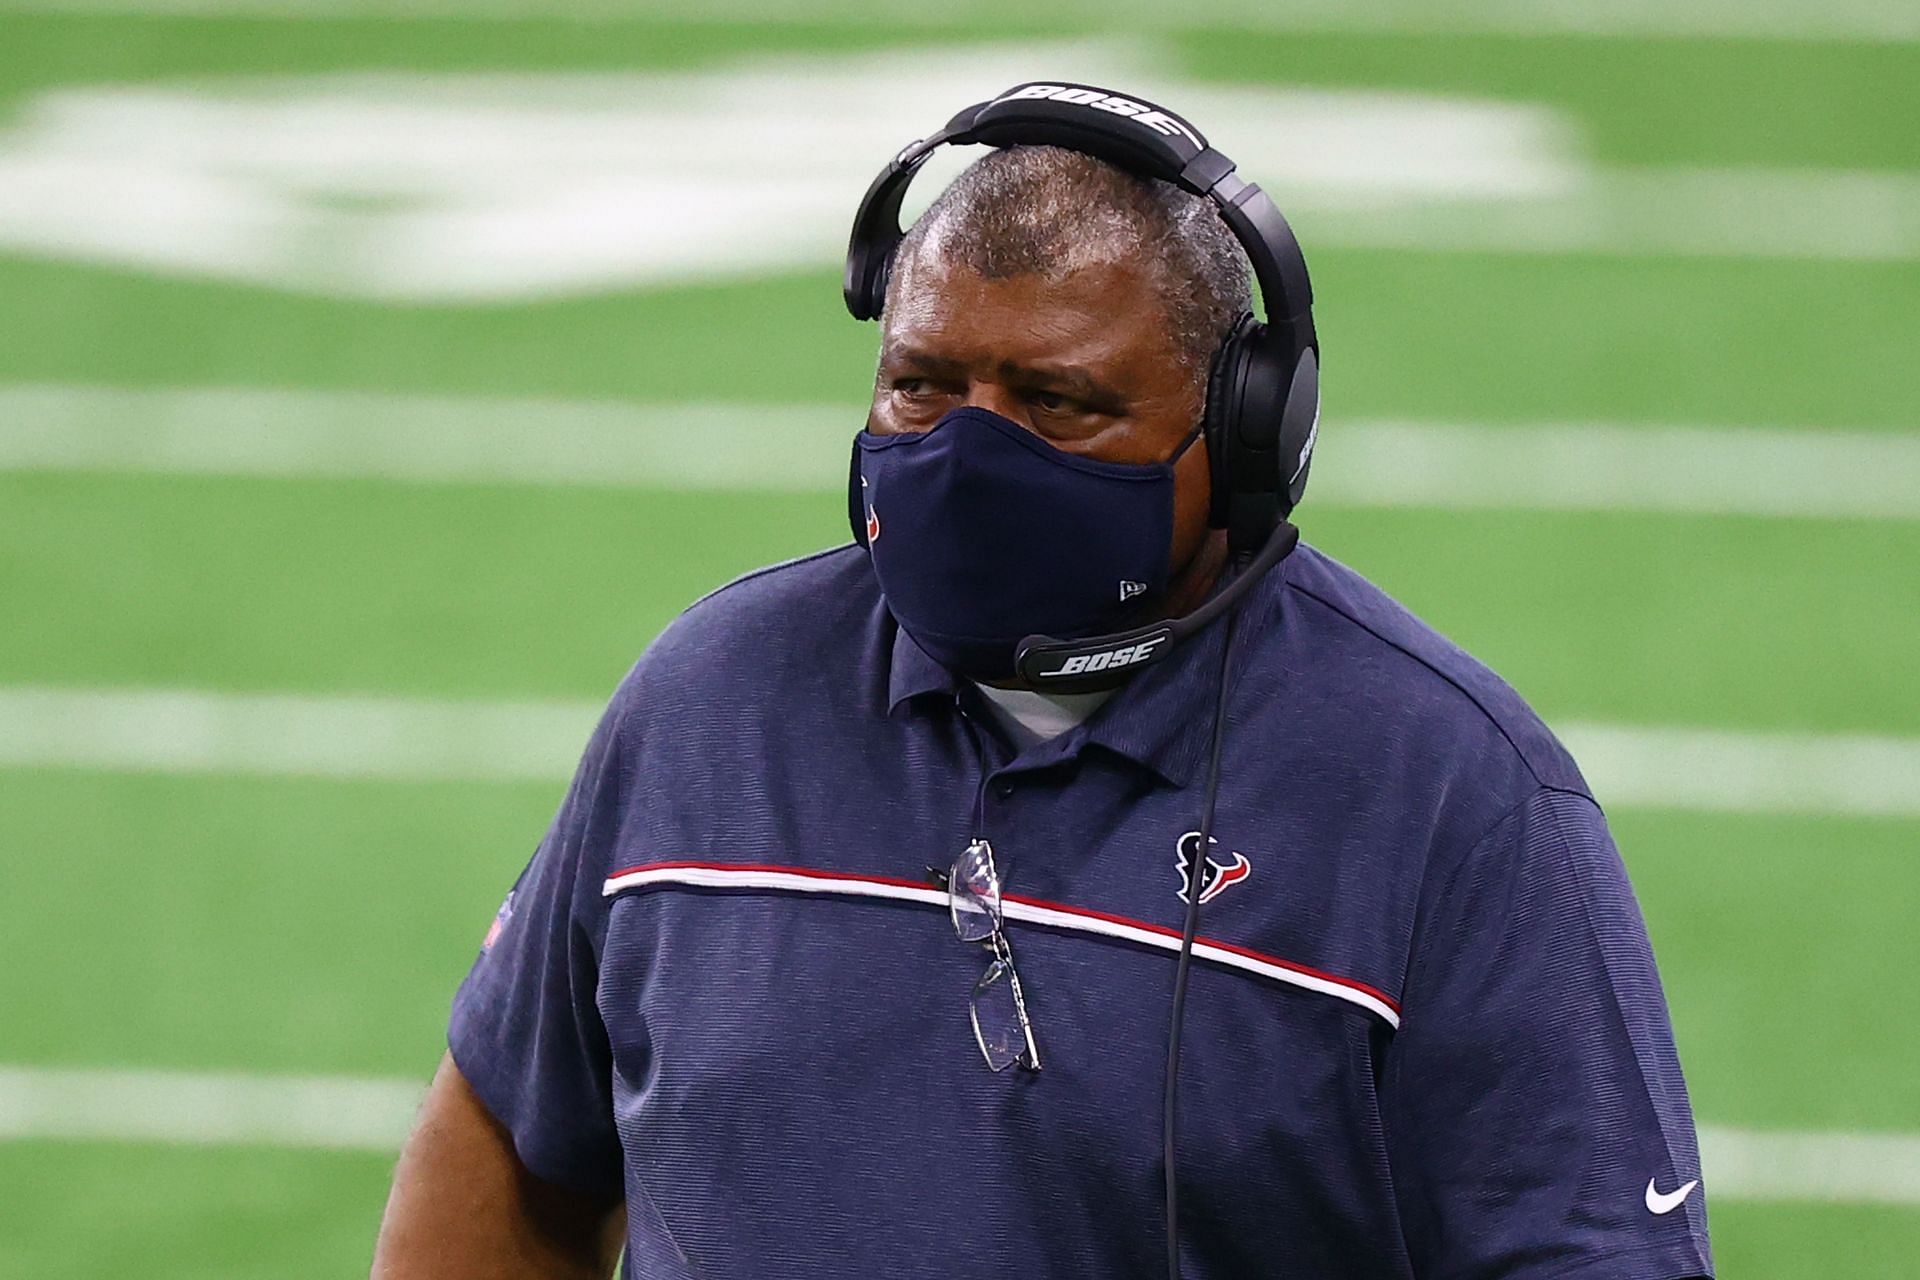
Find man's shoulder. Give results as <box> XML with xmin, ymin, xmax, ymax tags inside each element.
<box><xmin>610</xmin><ymin>543</ymin><xmax>883</xmax><ymax>715</ymax></box>
<box><xmin>677</xmin><ymin>542</ymin><xmax>876</xmax><ymax>632</ymax></box>
<box><xmin>1274</xmin><ymin>543</ymin><xmax>1588</xmax><ymax>798</ymax></box>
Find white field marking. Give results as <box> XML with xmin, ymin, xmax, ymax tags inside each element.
<box><xmin>0</xmin><ymin>49</ymin><xmax>1582</xmax><ymax>299</ymax></box>
<box><xmin>1700</xmin><ymin>1125</ymin><xmax>1920</xmax><ymax>1204</ymax></box>
<box><xmin>1</xmin><ymin>687</ymin><xmax>1917</xmax><ymax>817</ymax></box>
<box><xmin>2</xmin><ymin>54</ymin><xmax>1918</xmax><ymax>301</ymax></box>
<box><xmin>0</xmin><ymin>386</ymin><xmax>858</xmax><ymax>493</ymax></box>
<box><xmin>1298</xmin><ymin>168</ymin><xmax>1920</xmax><ymax>264</ymax></box>
<box><xmin>1292</xmin><ymin>417</ymin><xmax>1920</xmax><ymax>519</ymax></box>
<box><xmin>1560</xmin><ymin>723</ymin><xmax>1920</xmax><ymax>819</ymax></box>
<box><xmin>0</xmin><ymin>1065</ymin><xmax>425</xmax><ymax>1151</ymax></box>
<box><xmin>0</xmin><ymin>686</ymin><xmax>598</xmax><ymax>783</ymax></box>
<box><xmin>0</xmin><ymin>0</ymin><xmax>1914</xmax><ymax>43</ymax></box>
<box><xmin>6</xmin><ymin>384</ymin><xmax>1920</xmax><ymax>520</ymax></box>
<box><xmin>3</xmin><ymin>1064</ymin><xmax>1919</xmax><ymax>1206</ymax></box>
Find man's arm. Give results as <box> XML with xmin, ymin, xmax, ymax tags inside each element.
<box><xmin>372</xmin><ymin>1053</ymin><xmax>626</xmax><ymax>1280</ymax></box>
<box><xmin>1382</xmin><ymin>788</ymin><xmax>1714</xmax><ymax>1277</ymax></box>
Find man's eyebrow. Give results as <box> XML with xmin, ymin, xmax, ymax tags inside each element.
<box><xmin>997</xmin><ymin>361</ymin><xmax>1126</xmax><ymax>405</ymax></box>
<box><xmin>879</xmin><ymin>348</ymin><xmax>1129</xmax><ymax>406</ymax></box>
<box><xmin>881</xmin><ymin>348</ymin><xmax>968</xmax><ymax>376</ymax></box>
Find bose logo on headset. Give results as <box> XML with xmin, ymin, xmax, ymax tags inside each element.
<box><xmin>989</xmin><ymin>84</ymin><xmax>1203</xmax><ymax>146</ymax></box>
<box><xmin>1291</xmin><ymin>404</ymin><xmax>1321</xmax><ymax>484</ymax></box>
<box><xmin>1036</xmin><ymin>635</ymin><xmax>1169</xmax><ymax>680</ymax></box>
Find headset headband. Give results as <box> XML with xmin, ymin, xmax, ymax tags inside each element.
<box><xmin>843</xmin><ymin>81</ymin><xmax>1314</xmax><ymax>351</ymax></box>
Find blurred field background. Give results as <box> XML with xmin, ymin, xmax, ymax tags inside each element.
<box><xmin>0</xmin><ymin>2</ymin><xmax>1916</xmax><ymax>1276</ymax></box>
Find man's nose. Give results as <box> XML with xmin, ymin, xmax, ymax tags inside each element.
<box><xmin>962</xmin><ymin>382</ymin><xmax>1032</xmax><ymax>431</ymax></box>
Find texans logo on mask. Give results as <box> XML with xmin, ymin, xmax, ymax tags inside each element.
<box><xmin>860</xmin><ymin>476</ymin><xmax>881</xmax><ymax>542</ymax></box>
<box><xmin>1174</xmin><ymin>831</ymin><xmax>1251</xmax><ymax>905</ymax></box>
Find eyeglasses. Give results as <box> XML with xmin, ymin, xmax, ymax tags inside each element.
<box><xmin>940</xmin><ymin>838</ymin><xmax>1042</xmax><ymax>1073</ymax></box>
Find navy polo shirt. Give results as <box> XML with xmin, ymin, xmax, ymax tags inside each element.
<box><xmin>449</xmin><ymin>541</ymin><xmax>1714</xmax><ymax>1279</ymax></box>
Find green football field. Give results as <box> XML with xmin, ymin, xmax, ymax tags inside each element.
<box><xmin>1</xmin><ymin>6</ymin><xmax>1916</xmax><ymax>1276</ymax></box>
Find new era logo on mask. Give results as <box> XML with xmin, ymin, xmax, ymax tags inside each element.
<box><xmin>1119</xmin><ymin>579</ymin><xmax>1148</xmax><ymax>602</ymax></box>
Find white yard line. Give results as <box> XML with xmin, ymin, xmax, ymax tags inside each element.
<box><xmin>0</xmin><ymin>686</ymin><xmax>595</xmax><ymax>784</ymax></box>
<box><xmin>1310</xmin><ymin>168</ymin><xmax>1920</xmax><ymax>265</ymax></box>
<box><xmin>1321</xmin><ymin>416</ymin><xmax>1920</xmax><ymax>519</ymax></box>
<box><xmin>0</xmin><ymin>1065</ymin><xmax>424</xmax><ymax>1152</ymax></box>
<box><xmin>1</xmin><ymin>1064</ymin><xmax>1915</xmax><ymax>1204</ymax></box>
<box><xmin>1702</xmin><ymin>1126</ymin><xmax>1920</xmax><ymax>1205</ymax></box>
<box><xmin>0</xmin><ymin>686</ymin><xmax>1915</xmax><ymax>817</ymax></box>
<box><xmin>0</xmin><ymin>386</ymin><xmax>857</xmax><ymax>494</ymax></box>
<box><xmin>1559</xmin><ymin>723</ymin><xmax>1920</xmax><ymax>819</ymax></box>
<box><xmin>5</xmin><ymin>385</ymin><xmax>1918</xmax><ymax>519</ymax></box>
<box><xmin>0</xmin><ymin>0</ymin><xmax>1913</xmax><ymax>43</ymax></box>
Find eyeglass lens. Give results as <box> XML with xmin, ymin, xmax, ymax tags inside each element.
<box><xmin>949</xmin><ymin>837</ymin><xmax>1001</xmax><ymax>943</ymax></box>
<box><xmin>970</xmin><ymin>950</ymin><xmax>1036</xmax><ymax>1072</ymax></box>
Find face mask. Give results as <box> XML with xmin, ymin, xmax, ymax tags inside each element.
<box><xmin>850</xmin><ymin>405</ymin><xmax>1203</xmax><ymax>681</ymax></box>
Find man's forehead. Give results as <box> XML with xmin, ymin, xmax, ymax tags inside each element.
<box><xmin>891</xmin><ymin>238</ymin><xmax>1153</xmax><ymax>307</ymax></box>
<box><xmin>882</xmin><ymin>253</ymin><xmax>1176</xmax><ymax>364</ymax></box>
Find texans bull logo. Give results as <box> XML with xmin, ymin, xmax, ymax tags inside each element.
<box><xmin>1175</xmin><ymin>831</ymin><xmax>1251</xmax><ymax>905</ymax></box>
<box><xmin>860</xmin><ymin>476</ymin><xmax>880</xmax><ymax>542</ymax></box>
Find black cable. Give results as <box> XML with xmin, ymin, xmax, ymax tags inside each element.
<box><xmin>1163</xmin><ymin>590</ymin><xmax>1243</xmax><ymax>1280</ymax></box>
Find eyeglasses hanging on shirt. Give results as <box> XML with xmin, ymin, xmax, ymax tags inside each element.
<box><xmin>930</xmin><ymin>838</ymin><xmax>1042</xmax><ymax>1073</ymax></box>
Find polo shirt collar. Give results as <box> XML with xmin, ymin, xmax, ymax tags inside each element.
<box><xmin>887</xmin><ymin>625</ymin><xmax>963</xmax><ymax>710</ymax></box>
<box><xmin>884</xmin><ymin>552</ymin><xmax>1288</xmax><ymax>788</ymax></box>
<box><xmin>1076</xmin><ymin>607</ymin><xmax>1244</xmax><ymax>788</ymax></box>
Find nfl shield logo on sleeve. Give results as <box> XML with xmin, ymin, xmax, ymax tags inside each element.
<box><xmin>482</xmin><ymin>889</ymin><xmax>517</xmax><ymax>951</ymax></box>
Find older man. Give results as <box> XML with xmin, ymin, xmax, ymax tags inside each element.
<box><xmin>374</xmin><ymin>85</ymin><xmax>1713</xmax><ymax>1280</ymax></box>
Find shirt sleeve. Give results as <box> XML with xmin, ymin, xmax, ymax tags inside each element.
<box><xmin>1382</xmin><ymin>787</ymin><xmax>1714</xmax><ymax>1279</ymax></box>
<box><xmin>446</xmin><ymin>693</ymin><xmax>628</xmax><ymax>1199</ymax></box>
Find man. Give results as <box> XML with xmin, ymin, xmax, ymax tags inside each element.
<box><xmin>374</xmin><ymin>89</ymin><xmax>1714</xmax><ymax>1279</ymax></box>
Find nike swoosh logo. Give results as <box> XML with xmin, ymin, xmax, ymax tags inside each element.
<box><xmin>1644</xmin><ymin>1177</ymin><xmax>1699</xmax><ymax>1215</ymax></box>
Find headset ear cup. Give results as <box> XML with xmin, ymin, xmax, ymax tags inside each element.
<box><xmin>1202</xmin><ymin>313</ymin><xmax>1257</xmax><ymax>530</ymax></box>
<box><xmin>1278</xmin><ymin>347</ymin><xmax>1320</xmax><ymax>513</ymax></box>
<box><xmin>845</xmin><ymin>241</ymin><xmax>894</xmax><ymax>322</ymax></box>
<box><xmin>867</xmin><ymin>246</ymin><xmax>894</xmax><ymax>321</ymax></box>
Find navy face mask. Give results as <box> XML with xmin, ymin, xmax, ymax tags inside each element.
<box><xmin>851</xmin><ymin>405</ymin><xmax>1204</xmax><ymax>681</ymax></box>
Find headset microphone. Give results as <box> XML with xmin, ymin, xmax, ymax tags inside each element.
<box><xmin>1014</xmin><ymin>520</ymin><xmax>1299</xmax><ymax>693</ymax></box>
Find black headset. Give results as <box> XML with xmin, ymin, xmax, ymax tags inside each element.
<box><xmin>845</xmin><ymin>83</ymin><xmax>1323</xmax><ymax>1280</ymax></box>
<box><xmin>844</xmin><ymin>80</ymin><xmax>1320</xmax><ymax>556</ymax></box>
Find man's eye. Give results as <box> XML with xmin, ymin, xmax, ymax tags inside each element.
<box><xmin>1030</xmin><ymin>390</ymin><xmax>1073</xmax><ymax>413</ymax></box>
<box><xmin>892</xmin><ymin>378</ymin><xmax>933</xmax><ymax>397</ymax></box>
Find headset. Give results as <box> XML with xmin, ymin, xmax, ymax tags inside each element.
<box><xmin>845</xmin><ymin>82</ymin><xmax>1322</xmax><ymax>1280</ymax></box>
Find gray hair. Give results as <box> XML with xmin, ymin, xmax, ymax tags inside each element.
<box><xmin>884</xmin><ymin>145</ymin><xmax>1253</xmax><ymax>379</ymax></box>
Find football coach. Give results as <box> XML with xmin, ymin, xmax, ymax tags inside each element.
<box><xmin>373</xmin><ymin>82</ymin><xmax>1714</xmax><ymax>1280</ymax></box>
